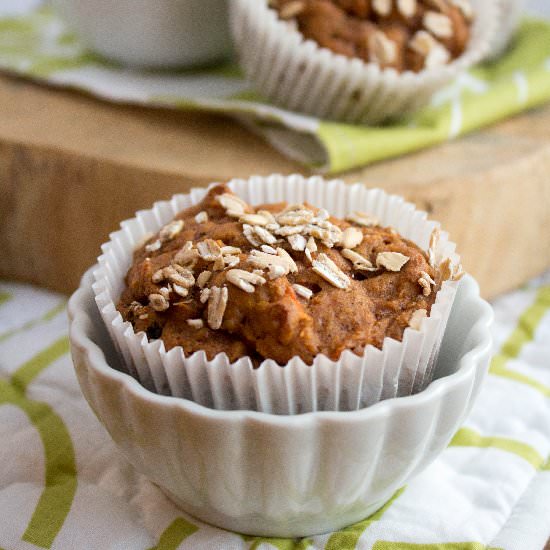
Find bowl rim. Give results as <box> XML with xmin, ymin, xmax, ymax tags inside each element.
<box><xmin>69</xmin><ymin>268</ymin><xmax>493</xmax><ymax>427</ymax></box>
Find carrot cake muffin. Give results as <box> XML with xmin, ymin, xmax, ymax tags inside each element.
<box><xmin>270</xmin><ymin>0</ymin><xmax>473</xmax><ymax>72</ymax></box>
<box><xmin>117</xmin><ymin>185</ymin><xmax>445</xmax><ymax>366</ymax></box>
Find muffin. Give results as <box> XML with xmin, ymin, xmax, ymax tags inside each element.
<box><xmin>118</xmin><ymin>184</ymin><xmax>445</xmax><ymax>367</ymax></box>
<box><xmin>94</xmin><ymin>175</ymin><xmax>462</xmax><ymax>413</ymax></box>
<box><xmin>229</xmin><ymin>0</ymin><xmax>497</xmax><ymax>123</ymax></box>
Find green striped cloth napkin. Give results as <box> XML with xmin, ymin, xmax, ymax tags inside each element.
<box><xmin>1</xmin><ymin>1</ymin><xmax>550</xmax><ymax>173</ymax></box>
<box><xmin>1</xmin><ymin>274</ymin><xmax>549</xmax><ymax>550</ymax></box>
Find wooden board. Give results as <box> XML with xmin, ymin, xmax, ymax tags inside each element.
<box><xmin>1</xmin><ymin>73</ymin><xmax>549</xmax><ymax>298</ymax></box>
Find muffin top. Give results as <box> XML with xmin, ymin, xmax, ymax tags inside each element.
<box><xmin>271</xmin><ymin>0</ymin><xmax>473</xmax><ymax>72</ymax></box>
<box><xmin>118</xmin><ymin>185</ymin><xmax>455</xmax><ymax>366</ymax></box>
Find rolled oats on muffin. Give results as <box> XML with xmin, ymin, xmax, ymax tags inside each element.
<box><xmin>230</xmin><ymin>0</ymin><xmax>497</xmax><ymax>123</ymax></box>
<box><xmin>94</xmin><ymin>175</ymin><xmax>462</xmax><ymax>413</ymax></box>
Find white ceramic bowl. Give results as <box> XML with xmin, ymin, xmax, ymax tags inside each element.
<box><xmin>69</xmin><ymin>269</ymin><xmax>492</xmax><ymax>538</ymax></box>
<box><xmin>52</xmin><ymin>0</ymin><xmax>232</xmax><ymax>69</ymax></box>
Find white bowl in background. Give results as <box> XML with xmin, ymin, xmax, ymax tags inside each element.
<box><xmin>52</xmin><ymin>0</ymin><xmax>231</xmax><ymax>69</ymax></box>
<box><xmin>69</xmin><ymin>269</ymin><xmax>492</xmax><ymax>538</ymax></box>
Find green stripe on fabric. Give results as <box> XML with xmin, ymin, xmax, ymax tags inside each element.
<box><xmin>26</xmin><ymin>52</ymin><xmax>106</xmax><ymax>78</ymax></box>
<box><xmin>0</xmin><ymin>336</ymin><xmax>75</xmax><ymax>548</ymax></box>
<box><xmin>490</xmin><ymin>286</ymin><xmax>550</xmax><ymax>397</ymax></box>
<box><xmin>450</xmin><ymin>428</ymin><xmax>544</xmax><ymax>470</ymax></box>
<box><xmin>147</xmin><ymin>518</ymin><xmax>199</xmax><ymax>550</ymax></box>
<box><xmin>543</xmin><ymin>457</ymin><xmax>550</xmax><ymax>472</ymax></box>
<box><xmin>0</xmin><ymin>291</ymin><xmax>12</xmax><ymax>306</ymax></box>
<box><xmin>0</xmin><ymin>381</ymin><xmax>77</xmax><ymax>549</ymax></box>
<box><xmin>0</xmin><ymin>300</ymin><xmax>66</xmax><ymax>343</ymax></box>
<box><xmin>10</xmin><ymin>337</ymin><xmax>69</xmax><ymax>394</ymax></box>
<box><xmin>324</xmin><ymin>487</ymin><xmax>406</xmax><ymax>550</ymax></box>
<box><xmin>318</xmin><ymin>102</ymin><xmax>453</xmax><ymax>174</ymax></box>
<box><xmin>489</xmin><ymin>364</ymin><xmax>550</xmax><ymax>397</ymax></box>
<box><xmin>499</xmin><ymin>287</ymin><xmax>550</xmax><ymax>360</ymax></box>
<box><xmin>241</xmin><ymin>534</ymin><xmax>313</xmax><ymax>550</ymax></box>
<box><xmin>372</xmin><ymin>542</ymin><xmax>503</xmax><ymax>550</ymax></box>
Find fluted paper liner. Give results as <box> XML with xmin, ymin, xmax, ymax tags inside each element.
<box><xmin>93</xmin><ymin>175</ymin><xmax>460</xmax><ymax>414</ymax></box>
<box><xmin>486</xmin><ymin>0</ymin><xmax>526</xmax><ymax>60</ymax></box>
<box><xmin>229</xmin><ymin>0</ymin><xmax>498</xmax><ymax>124</ymax></box>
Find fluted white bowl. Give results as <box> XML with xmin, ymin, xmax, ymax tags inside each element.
<box><xmin>69</xmin><ymin>268</ymin><xmax>492</xmax><ymax>538</ymax></box>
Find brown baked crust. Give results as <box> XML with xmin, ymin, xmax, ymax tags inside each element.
<box><xmin>117</xmin><ymin>185</ymin><xmax>443</xmax><ymax>366</ymax></box>
<box><xmin>271</xmin><ymin>0</ymin><xmax>473</xmax><ymax>73</ymax></box>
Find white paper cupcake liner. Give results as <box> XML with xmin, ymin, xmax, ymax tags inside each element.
<box><xmin>93</xmin><ymin>175</ymin><xmax>460</xmax><ymax>414</ymax></box>
<box><xmin>486</xmin><ymin>0</ymin><xmax>526</xmax><ymax>60</ymax></box>
<box><xmin>229</xmin><ymin>0</ymin><xmax>498</xmax><ymax>124</ymax></box>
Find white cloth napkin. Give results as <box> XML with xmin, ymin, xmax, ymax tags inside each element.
<box><xmin>1</xmin><ymin>274</ymin><xmax>549</xmax><ymax>550</ymax></box>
